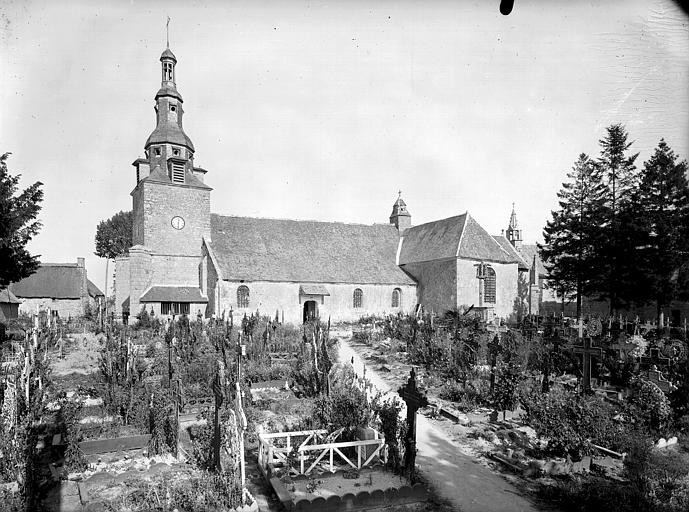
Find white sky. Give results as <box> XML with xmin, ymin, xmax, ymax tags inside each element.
<box><xmin>1</xmin><ymin>0</ymin><xmax>688</xmax><ymax>293</ymax></box>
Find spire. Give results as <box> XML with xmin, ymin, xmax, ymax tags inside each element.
<box><xmin>506</xmin><ymin>203</ymin><xmax>522</xmax><ymax>247</ymax></box>
<box><xmin>390</xmin><ymin>190</ymin><xmax>411</xmax><ymax>233</ymax></box>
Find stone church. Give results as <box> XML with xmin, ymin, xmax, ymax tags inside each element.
<box><xmin>115</xmin><ymin>47</ymin><xmax>550</xmax><ymax>325</ymax></box>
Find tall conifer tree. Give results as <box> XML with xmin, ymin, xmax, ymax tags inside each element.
<box><xmin>632</xmin><ymin>140</ymin><xmax>689</xmax><ymax>320</ymax></box>
<box><xmin>540</xmin><ymin>154</ymin><xmax>605</xmax><ymax>318</ymax></box>
<box><xmin>595</xmin><ymin>124</ymin><xmax>639</xmax><ymax>314</ymax></box>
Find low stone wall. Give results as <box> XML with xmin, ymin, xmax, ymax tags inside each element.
<box><xmin>269</xmin><ymin>475</ymin><xmax>429</xmax><ymax>512</ymax></box>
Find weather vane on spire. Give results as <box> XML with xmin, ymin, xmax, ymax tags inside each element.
<box><xmin>166</xmin><ymin>16</ymin><xmax>171</xmax><ymax>48</ymax></box>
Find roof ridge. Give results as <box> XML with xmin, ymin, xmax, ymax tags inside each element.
<box><xmin>211</xmin><ymin>213</ymin><xmax>394</xmax><ymax>228</ymax></box>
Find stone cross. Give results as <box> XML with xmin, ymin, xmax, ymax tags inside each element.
<box><xmin>566</xmin><ymin>330</ymin><xmax>602</xmax><ymax>393</ymax></box>
<box><xmin>212</xmin><ymin>360</ymin><xmax>226</xmax><ymax>472</ymax></box>
<box><xmin>646</xmin><ymin>367</ymin><xmax>676</xmax><ymax>394</ymax></box>
<box><xmin>398</xmin><ymin>368</ymin><xmax>428</xmax><ymax>483</ymax></box>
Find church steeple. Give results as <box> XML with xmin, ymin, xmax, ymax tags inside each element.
<box><xmin>506</xmin><ymin>203</ymin><xmax>522</xmax><ymax>247</ymax></box>
<box><xmin>137</xmin><ymin>46</ymin><xmax>201</xmax><ymax>186</ymax></box>
<box><xmin>390</xmin><ymin>191</ymin><xmax>412</xmax><ymax>233</ymax></box>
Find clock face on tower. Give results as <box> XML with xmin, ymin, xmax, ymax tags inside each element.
<box><xmin>171</xmin><ymin>216</ymin><xmax>185</xmax><ymax>230</ymax></box>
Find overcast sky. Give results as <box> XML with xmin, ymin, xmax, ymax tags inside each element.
<box><xmin>1</xmin><ymin>0</ymin><xmax>688</xmax><ymax>293</ymax></box>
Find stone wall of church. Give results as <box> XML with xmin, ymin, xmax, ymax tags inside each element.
<box><xmin>149</xmin><ymin>254</ymin><xmax>202</xmax><ymax>286</ymax></box>
<box><xmin>213</xmin><ymin>280</ymin><xmax>417</xmax><ymax>325</ymax></box>
<box><xmin>18</xmin><ymin>298</ymin><xmax>83</xmax><ymax>319</ymax></box>
<box><xmin>456</xmin><ymin>259</ymin><xmax>519</xmax><ymax>319</ymax></box>
<box><xmin>400</xmin><ymin>259</ymin><xmax>456</xmax><ymax>314</ymax></box>
<box><xmin>137</xmin><ymin>181</ymin><xmax>210</xmax><ymax>257</ymax></box>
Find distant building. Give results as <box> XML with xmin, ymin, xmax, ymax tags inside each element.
<box><xmin>0</xmin><ymin>288</ymin><xmax>20</xmax><ymax>322</ymax></box>
<box><xmin>9</xmin><ymin>258</ymin><xmax>103</xmax><ymax>318</ymax></box>
<box><xmin>114</xmin><ymin>46</ymin><xmax>531</xmax><ymax>324</ymax></box>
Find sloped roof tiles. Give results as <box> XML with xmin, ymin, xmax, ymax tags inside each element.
<box><xmin>10</xmin><ymin>264</ymin><xmax>84</xmax><ymax>299</ymax></box>
<box><xmin>208</xmin><ymin>214</ymin><xmax>415</xmax><ymax>285</ymax></box>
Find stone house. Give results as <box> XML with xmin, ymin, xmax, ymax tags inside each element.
<box><xmin>0</xmin><ymin>288</ymin><xmax>20</xmax><ymax>322</ymax></box>
<box><xmin>9</xmin><ymin>259</ymin><xmax>103</xmax><ymax>318</ymax></box>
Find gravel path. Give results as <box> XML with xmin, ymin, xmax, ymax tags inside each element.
<box><xmin>336</xmin><ymin>333</ymin><xmax>541</xmax><ymax>512</ymax></box>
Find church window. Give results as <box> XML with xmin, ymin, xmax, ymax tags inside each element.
<box><xmin>353</xmin><ymin>288</ymin><xmax>363</xmax><ymax>309</ymax></box>
<box><xmin>161</xmin><ymin>302</ymin><xmax>190</xmax><ymax>315</ymax></box>
<box><xmin>391</xmin><ymin>288</ymin><xmax>401</xmax><ymax>308</ymax></box>
<box><xmin>484</xmin><ymin>268</ymin><xmax>496</xmax><ymax>304</ymax></box>
<box><xmin>237</xmin><ymin>286</ymin><xmax>250</xmax><ymax>308</ymax></box>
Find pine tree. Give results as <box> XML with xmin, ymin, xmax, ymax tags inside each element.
<box><xmin>632</xmin><ymin>140</ymin><xmax>689</xmax><ymax>320</ymax></box>
<box><xmin>540</xmin><ymin>153</ymin><xmax>605</xmax><ymax>318</ymax></box>
<box><xmin>595</xmin><ymin>124</ymin><xmax>639</xmax><ymax>314</ymax></box>
<box><xmin>0</xmin><ymin>153</ymin><xmax>44</xmax><ymax>288</ymax></box>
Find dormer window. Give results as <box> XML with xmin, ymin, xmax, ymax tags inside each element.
<box><xmin>172</xmin><ymin>148</ymin><xmax>180</xmax><ymax>156</ymax></box>
<box><xmin>155</xmin><ymin>148</ymin><xmax>161</xmax><ymax>157</ymax></box>
<box><xmin>170</xmin><ymin>104</ymin><xmax>177</xmax><ymax>113</ymax></box>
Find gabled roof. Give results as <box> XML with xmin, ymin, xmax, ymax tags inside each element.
<box><xmin>0</xmin><ymin>288</ymin><xmax>20</xmax><ymax>304</ymax></box>
<box><xmin>399</xmin><ymin>213</ymin><xmax>519</xmax><ymax>265</ymax></box>
<box><xmin>10</xmin><ymin>264</ymin><xmax>84</xmax><ymax>299</ymax></box>
<box><xmin>493</xmin><ymin>236</ymin><xmax>529</xmax><ymax>270</ymax></box>
<box><xmin>208</xmin><ymin>214</ymin><xmax>415</xmax><ymax>285</ymax></box>
<box><xmin>87</xmin><ymin>280</ymin><xmax>104</xmax><ymax>298</ymax></box>
<box><xmin>516</xmin><ymin>244</ymin><xmax>549</xmax><ymax>278</ymax></box>
<box><xmin>140</xmin><ymin>286</ymin><xmax>207</xmax><ymax>303</ymax></box>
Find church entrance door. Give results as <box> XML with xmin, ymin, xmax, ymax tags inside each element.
<box><xmin>303</xmin><ymin>300</ymin><xmax>318</xmax><ymax>323</ymax></box>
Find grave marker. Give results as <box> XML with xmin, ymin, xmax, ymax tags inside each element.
<box><xmin>566</xmin><ymin>321</ymin><xmax>602</xmax><ymax>393</ymax></box>
<box><xmin>212</xmin><ymin>360</ymin><xmax>226</xmax><ymax>472</ymax></box>
<box><xmin>398</xmin><ymin>368</ymin><xmax>428</xmax><ymax>483</ymax></box>
<box><xmin>646</xmin><ymin>367</ymin><xmax>676</xmax><ymax>394</ymax></box>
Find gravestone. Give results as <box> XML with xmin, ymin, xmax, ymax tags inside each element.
<box><xmin>212</xmin><ymin>360</ymin><xmax>226</xmax><ymax>472</ymax></box>
<box><xmin>398</xmin><ymin>368</ymin><xmax>428</xmax><ymax>483</ymax></box>
<box><xmin>566</xmin><ymin>319</ymin><xmax>602</xmax><ymax>393</ymax></box>
<box><xmin>646</xmin><ymin>367</ymin><xmax>676</xmax><ymax>394</ymax></box>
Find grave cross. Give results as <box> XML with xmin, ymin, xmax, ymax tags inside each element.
<box><xmin>566</xmin><ymin>325</ymin><xmax>602</xmax><ymax>393</ymax></box>
<box><xmin>172</xmin><ymin>379</ymin><xmax>183</xmax><ymax>459</ymax></box>
<box><xmin>646</xmin><ymin>367</ymin><xmax>676</xmax><ymax>394</ymax></box>
<box><xmin>398</xmin><ymin>368</ymin><xmax>428</xmax><ymax>483</ymax></box>
<box><xmin>212</xmin><ymin>360</ymin><xmax>226</xmax><ymax>472</ymax></box>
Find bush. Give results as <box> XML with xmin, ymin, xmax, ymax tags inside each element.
<box><xmin>439</xmin><ymin>379</ymin><xmax>490</xmax><ymax>411</ymax></box>
<box><xmin>313</xmin><ymin>386</ymin><xmax>372</xmax><ymax>440</ymax></box>
<box><xmin>625</xmin><ymin>377</ymin><xmax>673</xmax><ymax>435</ymax></box>
<box><xmin>521</xmin><ymin>388</ymin><xmax>627</xmax><ymax>458</ymax></box>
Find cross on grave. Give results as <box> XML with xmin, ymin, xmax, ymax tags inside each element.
<box><xmin>640</xmin><ymin>348</ymin><xmax>671</xmax><ymax>369</ymax></box>
<box><xmin>398</xmin><ymin>368</ymin><xmax>428</xmax><ymax>483</ymax></box>
<box><xmin>646</xmin><ymin>367</ymin><xmax>676</xmax><ymax>394</ymax></box>
<box><xmin>566</xmin><ymin>328</ymin><xmax>603</xmax><ymax>393</ymax></box>
<box><xmin>611</xmin><ymin>334</ymin><xmax>638</xmax><ymax>360</ymax></box>
<box><xmin>172</xmin><ymin>379</ymin><xmax>184</xmax><ymax>458</ymax></box>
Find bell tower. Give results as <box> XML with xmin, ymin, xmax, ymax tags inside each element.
<box><xmin>506</xmin><ymin>203</ymin><xmax>522</xmax><ymax>247</ymax></box>
<box><xmin>390</xmin><ymin>191</ymin><xmax>412</xmax><ymax>233</ymax></box>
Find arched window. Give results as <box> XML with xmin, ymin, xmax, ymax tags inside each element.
<box><xmin>484</xmin><ymin>268</ymin><xmax>496</xmax><ymax>304</ymax></box>
<box><xmin>353</xmin><ymin>288</ymin><xmax>363</xmax><ymax>309</ymax></box>
<box><xmin>391</xmin><ymin>288</ymin><xmax>401</xmax><ymax>308</ymax></box>
<box><xmin>237</xmin><ymin>286</ymin><xmax>250</xmax><ymax>308</ymax></box>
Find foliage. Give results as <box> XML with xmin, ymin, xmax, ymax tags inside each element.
<box><xmin>492</xmin><ymin>361</ymin><xmax>524</xmax><ymax>418</ymax></box>
<box><xmin>94</xmin><ymin>209</ymin><xmax>133</xmax><ymax>260</ymax></box>
<box><xmin>313</xmin><ymin>386</ymin><xmax>372</xmax><ymax>439</ymax></box>
<box><xmin>439</xmin><ymin>379</ymin><xmax>491</xmax><ymax>411</ymax></box>
<box><xmin>370</xmin><ymin>395</ymin><xmax>407</xmax><ymax>473</ymax></box>
<box><xmin>625</xmin><ymin>377</ymin><xmax>672</xmax><ymax>435</ymax></box>
<box><xmin>59</xmin><ymin>397</ymin><xmax>88</xmax><ymax>473</ymax></box>
<box><xmin>0</xmin><ymin>152</ymin><xmax>43</xmax><ymax>288</ymax></box>
<box><xmin>540</xmin><ymin>153</ymin><xmax>606</xmax><ymax>318</ymax></box>
<box><xmin>630</xmin><ymin>139</ymin><xmax>689</xmax><ymax>314</ymax></box>
<box><xmin>520</xmin><ymin>388</ymin><xmax>627</xmax><ymax>458</ymax></box>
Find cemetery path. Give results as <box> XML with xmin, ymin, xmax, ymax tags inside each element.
<box><xmin>337</xmin><ymin>336</ymin><xmax>542</xmax><ymax>512</ymax></box>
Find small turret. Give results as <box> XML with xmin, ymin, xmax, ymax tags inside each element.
<box><xmin>506</xmin><ymin>203</ymin><xmax>522</xmax><ymax>247</ymax></box>
<box><xmin>390</xmin><ymin>191</ymin><xmax>411</xmax><ymax>233</ymax></box>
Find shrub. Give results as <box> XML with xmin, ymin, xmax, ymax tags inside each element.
<box><xmin>625</xmin><ymin>377</ymin><xmax>672</xmax><ymax>435</ymax></box>
<box><xmin>313</xmin><ymin>386</ymin><xmax>372</xmax><ymax>440</ymax></box>
<box><xmin>521</xmin><ymin>388</ymin><xmax>627</xmax><ymax>458</ymax></box>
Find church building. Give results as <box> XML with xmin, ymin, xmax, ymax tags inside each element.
<box><xmin>115</xmin><ymin>46</ymin><xmax>543</xmax><ymax>325</ymax></box>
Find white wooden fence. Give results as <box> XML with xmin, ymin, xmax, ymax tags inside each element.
<box><xmin>258</xmin><ymin>428</ymin><xmax>386</xmax><ymax>476</ymax></box>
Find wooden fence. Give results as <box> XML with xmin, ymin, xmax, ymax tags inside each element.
<box><xmin>258</xmin><ymin>429</ymin><xmax>386</xmax><ymax>476</ymax></box>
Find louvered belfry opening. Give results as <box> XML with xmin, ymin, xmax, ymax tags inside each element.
<box><xmin>168</xmin><ymin>158</ymin><xmax>186</xmax><ymax>184</ymax></box>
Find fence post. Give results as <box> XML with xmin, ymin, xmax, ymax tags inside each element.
<box><xmin>357</xmin><ymin>445</ymin><xmax>361</xmax><ymax>469</ymax></box>
<box><xmin>330</xmin><ymin>447</ymin><xmax>334</xmax><ymax>472</ymax></box>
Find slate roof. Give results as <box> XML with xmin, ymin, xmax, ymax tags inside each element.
<box><xmin>399</xmin><ymin>213</ymin><xmax>519</xmax><ymax>265</ymax></box>
<box><xmin>139</xmin><ymin>286</ymin><xmax>208</xmax><ymax>303</ymax></box>
<box><xmin>87</xmin><ymin>280</ymin><xmax>104</xmax><ymax>298</ymax></box>
<box><xmin>208</xmin><ymin>214</ymin><xmax>415</xmax><ymax>285</ymax></box>
<box><xmin>493</xmin><ymin>236</ymin><xmax>529</xmax><ymax>270</ymax></box>
<box><xmin>0</xmin><ymin>288</ymin><xmax>20</xmax><ymax>304</ymax></box>
<box><xmin>141</xmin><ymin>165</ymin><xmax>211</xmax><ymax>190</ymax></box>
<box><xmin>10</xmin><ymin>264</ymin><xmax>84</xmax><ymax>299</ymax></box>
<box><xmin>516</xmin><ymin>244</ymin><xmax>549</xmax><ymax>278</ymax></box>
<box><xmin>299</xmin><ymin>284</ymin><xmax>330</xmax><ymax>296</ymax></box>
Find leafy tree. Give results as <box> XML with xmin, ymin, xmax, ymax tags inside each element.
<box><xmin>540</xmin><ymin>153</ymin><xmax>605</xmax><ymax>318</ymax></box>
<box><xmin>631</xmin><ymin>140</ymin><xmax>689</xmax><ymax>319</ymax></box>
<box><xmin>94</xmin><ymin>210</ymin><xmax>132</xmax><ymax>260</ymax></box>
<box><xmin>0</xmin><ymin>153</ymin><xmax>43</xmax><ymax>288</ymax></box>
<box><xmin>595</xmin><ymin>124</ymin><xmax>639</xmax><ymax>314</ymax></box>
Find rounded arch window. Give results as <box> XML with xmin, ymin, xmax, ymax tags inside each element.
<box><xmin>391</xmin><ymin>288</ymin><xmax>401</xmax><ymax>308</ymax></box>
<box><xmin>353</xmin><ymin>288</ymin><xmax>363</xmax><ymax>309</ymax></box>
<box><xmin>237</xmin><ymin>285</ymin><xmax>250</xmax><ymax>308</ymax></box>
<box><xmin>484</xmin><ymin>268</ymin><xmax>496</xmax><ymax>304</ymax></box>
